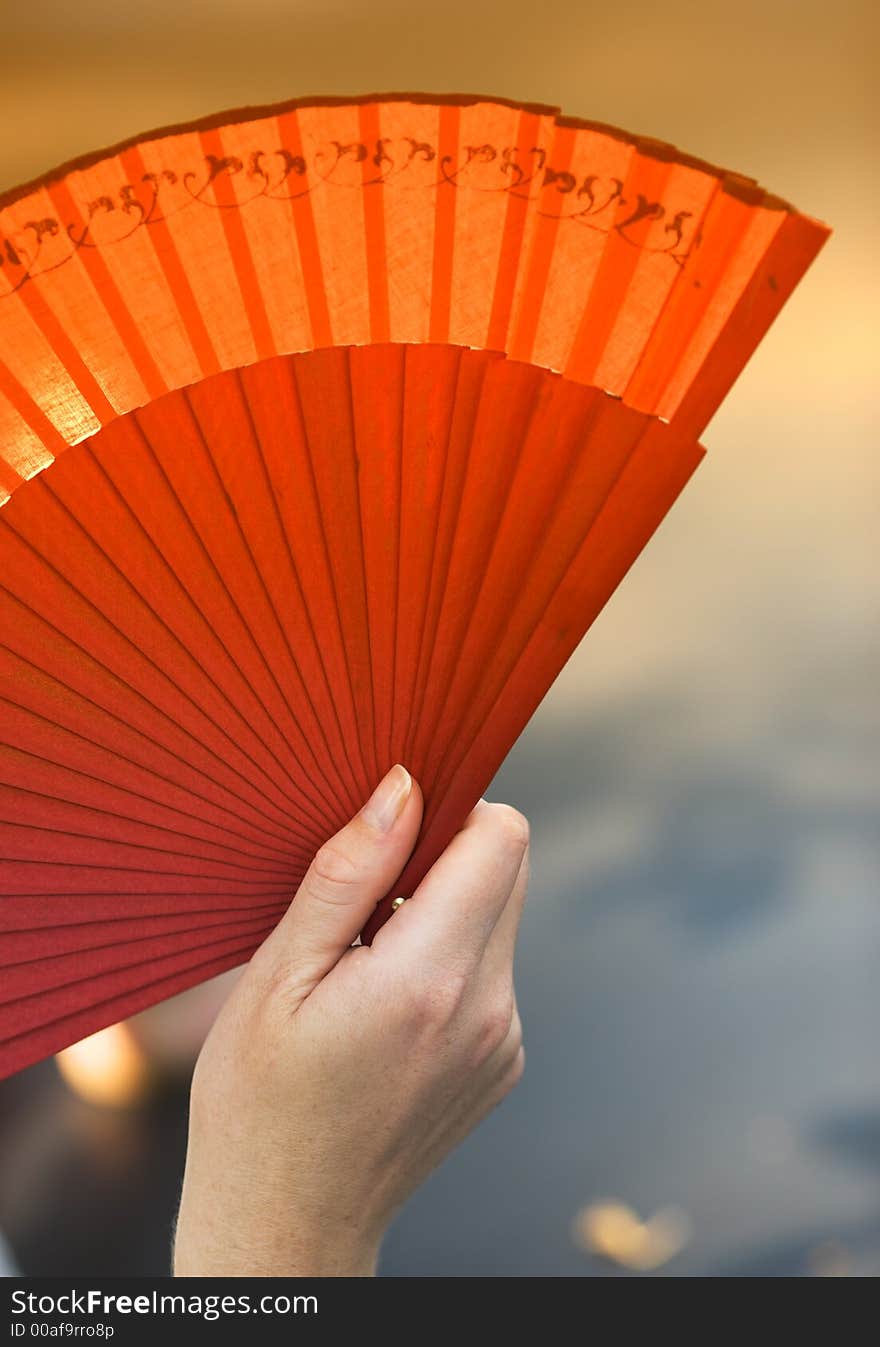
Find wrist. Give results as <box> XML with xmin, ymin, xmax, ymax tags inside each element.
<box><xmin>173</xmin><ymin>1200</ymin><xmax>382</xmax><ymax>1277</ymax></box>
<box><xmin>173</xmin><ymin>1236</ymin><xmax>381</xmax><ymax>1278</ymax></box>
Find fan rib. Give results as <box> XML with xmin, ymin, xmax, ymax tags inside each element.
<box><xmin>563</xmin><ymin>150</ymin><xmax>675</xmax><ymax>386</ymax></box>
<box><xmin>0</xmin><ymin>361</ymin><xmax>67</xmax><ymax>463</ymax></box>
<box><xmin>506</xmin><ymin>123</ymin><xmax>574</xmax><ymax>367</ymax></box>
<box><xmin>402</xmin><ymin>349</ymin><xmax>499</xmax><ymax>765</ymax></box>
<box><xmin>0</xmin><ymin>927</ymin><xmax>278</xmax><ymax>1042</ymax></box>
<box><xmin>1</xmin><ymin>891</ymin><xmax>292</xmax><ymax>928</ymax></box>
<box><xmin>341</xmin><ymin>347</ymin><xmax>381</xmax><ymax>787</ymax></box>
<box><xmin>0</xmin><ymin>913</ymin><xmax>279</xmax><ymax>1009</ymax></box>
<box><xmin>195</xmin><ymin>373</ymin><xmax>364</xmax><ymax>817</ymax></box>
<box><xmin>295</xmin><ymin>351</ymin><xmax>379</xmax><ymax>794</ymax></box>
<box><xmin>0</xmin><ymin>704</ymin><xmax>295</xmax><ymax>862</ymax></box>
<box><xmin>409</xmin><ymin>359</ymin><xmax>546</xmax><ymax>780</ymax></box>
<box><xmin>119</xmin><ymin>144</ymin><xmax>223</xmax><ymax>379</ymax></box>
<box><xmin>199</xmin><ymin>126</ymin><xmax>277</xmax><ymax>365</ymax></box>
<box><xmin>666</xmin><ymin>210</ymin><xmax>829</xmax><ymax>437</ymax></box>
<box><xmin>0</xmin><ymin>645</ymin><xmax>299</xmax><ymax>850</ymax></box>
<box><xmin>623</xmin><ymin>177</ymin><xmax>749</xmax><ymax>407</ymax></box>
<box><xmin>136</xmin><ymin>400</ymin><xmax>342</xmax><ymax>829</ymax></box>
<box><xmin>486</xmin><ymin>106</ymin><xmax>548</xmax><ymax>352</ymax></box>
<box><xmin>350</xmin><ymin>345</ymin><xmax>404</xmax><ymax>772</ymax></box>
<box><xmin>12</xmin><ymin>279</ymin><xmax>115</xmax><ymax>423</ymax></box>
<box><xmin>1</xmin><ymin>901</ymin><xmax>287</xmax><ymax>958</ymax></box>
<box><xmin>428</xmin><ymin>103</ymin><xmax>460</xmax><ymax>344</ymax></box>
<box><xmin>426</xmin><ymin>402</ymin><xmax>660</xmax><ymax>812</ymax></box>
<box><xmin>178</xmin><ymin>385</ymin><xmax>351</xmax><ymax>823</ymax></box>
<box><xmin>46</xmin><ymin>179</ymin><xmax>169</xmax><ymax>404</ymax></box>
<box><xmin>0</xmin><ymin>753</ymin><xmax>296</xmax><ymax>868</ymax></box>
<box><xmin>0</xmin><ymin>598</ymin><xmax>309</xmax><ymax>846</ymax></box>
<box><xmin>0</xmin><ymin>775</ymin><xmax>298</xmax><ymax>876</ymax></box>
<box><xmin>94</xmin><ymin>418</ymin><xmax>326</xmax><ymax>829</ymax></box>
<box><xmin>416</xmin><ymin>368</ymin><xmax>591</xmax><ymax>793</ymax></box>
<box><xmin>365</xmin><ymin>417</ymin><xmax>705</xmax><ymax>937</ymax></box>
<box><xmin>0</xmin><ymin>819</ymin><xmax>295</xmax><ymax>883</ymax></box>
<box><xmin>275</xmin><ymin>108</ymin><xmax>334</xmax><ymax>348</ymax></box>
<box><xmin>0</xmin><ymin>503</ymin><xmax>322</xmax><ymax>838</ymax></box>
<box><xmin>358</xmin><ymin>102</ymin><xmax>392</xmax><ymax>345</ymax></box>
<box><xmin>0</xmin><ymin>857</ymin><xmax>292</xmax><ymax>891</ymax></box>
<box><xmin>235</xmin><ymin>363</ymin><xmax>364</xmax><ymax>812</ymax></box>
<box><xmin>392</xmin><ymin>345</ymin><xmax>461</xmax><ymax>765</ymax></box>
<box><xmin>277</xmin><ymin>356</ymin><xmax>373</xmax><ymax>802</ymax></box>
<box><xmin>0</xmin><ymin>947</ymin><xmax>257</xmax><ymax>1081</ymax></box>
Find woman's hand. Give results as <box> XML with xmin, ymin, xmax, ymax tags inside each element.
<box><xmin>173</xmin><ymin>765</ymin><xmax>529</xmax><ymax>1277</ymax></box>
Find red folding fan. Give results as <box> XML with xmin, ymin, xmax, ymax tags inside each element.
<box><xmin>0</xmin><ymin>93</ymin><xmax>829</xmax><ymax>1077</ymax></box>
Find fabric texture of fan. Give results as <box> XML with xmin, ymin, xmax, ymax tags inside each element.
<box><xmin>0</xmin><ymin>93</ymin><xmax>830</xmax><ymax>1078</ymax></box>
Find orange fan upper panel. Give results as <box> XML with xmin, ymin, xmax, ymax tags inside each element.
<box><xmin>0</xmin><ymin>92</ymin><xmax>828</xmax><ymax>504</ymax></box>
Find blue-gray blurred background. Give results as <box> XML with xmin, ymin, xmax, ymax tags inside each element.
<box><xmin>0</xmin><ymin>0</ymin><xmax>877</xmax><ymax>1277</ymax></box>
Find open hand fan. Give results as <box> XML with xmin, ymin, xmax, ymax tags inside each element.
<box><xmin>0</xmin><ymin>93</ymin><xmax>829</xmax><ymax>1077</ymax></box>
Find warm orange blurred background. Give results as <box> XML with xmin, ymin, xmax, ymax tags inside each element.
<box><xmin>0</xmin><ymin>0</ymin><xmax>876</xmax><ymax>1277</ymax></box>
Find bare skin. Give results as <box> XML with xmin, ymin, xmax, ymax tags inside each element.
<box><xmin>173</xmin><ymin>765</ymin><xmax>529</xmax><ymax>1276</ymax></box>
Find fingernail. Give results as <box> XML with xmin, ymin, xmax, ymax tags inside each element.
<box><xmin>361</xmin><ymin>764</ymin><xmax>412</xmax><ymax>833</ymax></box>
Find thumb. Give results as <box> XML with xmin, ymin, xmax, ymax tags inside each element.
<box><xmin>253</xmin><ymin>765</ymin><xmax>421</xmax><ymax>1004</ymax></box>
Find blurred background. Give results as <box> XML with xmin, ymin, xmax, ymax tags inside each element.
<box><xmin>0</xmin><ymin>0</ymin><xmax>877</xmax><ymax>1277</ymax></box>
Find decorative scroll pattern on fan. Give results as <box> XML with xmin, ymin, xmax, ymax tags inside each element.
<box><xmin>0</xmin><ymin>134</ymin><xmax>701</xmax><ymax>296</ymax></box>
<box><xmin>0</xmin><ymin>94</ymin><xmax>830</xmax><ymax>501</ymax></box>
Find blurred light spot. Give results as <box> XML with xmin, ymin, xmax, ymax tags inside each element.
<box><xmin>55</xmin><ymin>1023</ymin><xmax>152</xmax><ymax>1108</ymax></box>
<box><xmin>808</xmin><ymin>1239</ymin><xmax>851</xmax><ymax>1277</ymax></box>
<box><xmin>572</xmin><ymin>1200</ymin><xmax>691</xmax><ymax>1270</ymax></box>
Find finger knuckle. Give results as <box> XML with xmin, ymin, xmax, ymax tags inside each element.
<box><xmin>309</xmin><ymin>840</ymin><xmax>361</xmax><ymax>896</ymax></box>
<box><xmin>416</xmin><ymin>967</ymin><xmax>469</xmax><ymax>1029</ymax></box>
<box><xmin>489</xmin><ymin>803</ymin><xmax>530</xmax><ymax>853</ymax></box>
<box><xmin>508</xmin><ymin>1044</ymin><xmax>526</xmax><ymax>1088</ymax></box>
<box><xmin>476</xmin><ymin>991</ymin><xmax>516</xmax><ymax>1060</ymax></box>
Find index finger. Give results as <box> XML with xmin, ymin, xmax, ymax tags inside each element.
<box><xmin>372</xmin><ymin>800</ymin><xmax>530</xmax><ymax>970</ymax></box>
